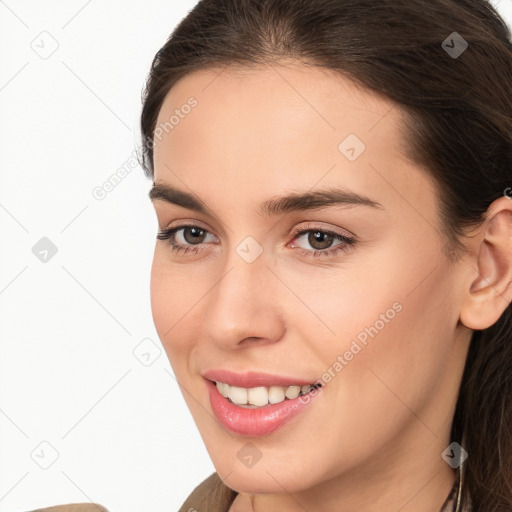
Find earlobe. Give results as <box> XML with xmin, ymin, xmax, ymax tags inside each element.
<box><xmin>459</xmin><ymin>197</ymin><xmax>512</xmax><ymax>331</ymax></box>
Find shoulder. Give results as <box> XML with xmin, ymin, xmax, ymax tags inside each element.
<box><xmin>178</xmin><ymin>472</ymin><xmax>238</xmax><ymax>512</ymax></box>
<box><xmin>27</xmin><ymin>505</ymin><xmax>108</xmax><ymax>512</ymax></box>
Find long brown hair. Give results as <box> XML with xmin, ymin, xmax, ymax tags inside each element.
<box><xmin>139</xmin><ymin>1</ymin><xmax>512</xmax><ymax>510</ymax></box>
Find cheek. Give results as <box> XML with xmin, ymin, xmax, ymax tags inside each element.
<box><xmin>149</xmin><ymin>249</ymin><xmax>201</xmax><ymax>359</ymax></box>
<box><xmin>299</xmin><ymin>244</ymin><xmax>456</xmax><ymax>416</ymax></box>
<box><xmin>334</xmin><ymin>267</ymin><xmax>456</xmax><ymax>426</ymax></box>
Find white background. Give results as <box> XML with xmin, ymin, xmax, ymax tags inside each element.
<box><xmin>1</xmin><ymin>1</ymin><xmax>511</xmax><ymax>511</ymax></box>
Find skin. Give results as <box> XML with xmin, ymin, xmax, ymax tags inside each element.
<box><xmin>149</xmin><ymin>61</ymin><xmax>512</xmax><ymax>512</ymax></box>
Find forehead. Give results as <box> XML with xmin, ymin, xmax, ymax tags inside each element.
<box><xmin>153</xmin><ymin>61</ymin><xmax>408</xmax><ymax>172</ymax></box>
<box><xmin>155</xmin><ymin>61</ymin><xmax>396</xmax><ymax>139</ymax></box>
<box><xmin>152</xmin><ymin>61</ymin><xmax>438</xmax><ymax>227</ymax></box>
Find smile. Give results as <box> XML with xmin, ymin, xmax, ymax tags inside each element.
<box><xmin>206</xmin><ymin>379</ymin><xmax>323</xmax><ymax>436</ymax></box>
<box><xmin>215</xmin><ymin>381</ymin><xmax>322</xmax><ymax>408</ymax></box>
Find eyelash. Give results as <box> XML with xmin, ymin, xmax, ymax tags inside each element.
<box><xmin>156</xmin><ymin>223</ymin><xmax>357</xmax><ymax>259</ymax></box>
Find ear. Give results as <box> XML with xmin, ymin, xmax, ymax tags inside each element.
<box><xmin>459</xmin><ymin>195</ymin><xmax>512</xmax><ymax>330</ymax></box>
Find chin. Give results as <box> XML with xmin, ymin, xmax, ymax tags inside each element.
<box><xmin>222</xmin><ymin>471</ymin><xmax>303</xmax><ymax>495</ymax></box>
<box><xmin>212</xmin><ymin>458</ymin><xmax>319</xmax><ymax>495</ymax></box>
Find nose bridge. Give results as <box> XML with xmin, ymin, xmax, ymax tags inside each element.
<box><xmin>203</xmin><ymin>239</ymin><xmax>285</xmax><ymax>347</ymax></box>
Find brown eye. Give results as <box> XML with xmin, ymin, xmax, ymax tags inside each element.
<box><xmin>182</xmin><ymin>226</ymin><xmax>207</xmax><ymax>244</ymax></box>
<box><xmin>156</xmin><ymin>224</ymin><xmax>218</xmax><ymax>255</ymax></box>
<box><xmin>289</xmin><ymin>226</ymin><xmax>357</xmax><ymax>258</ymax></box>
<box><xmin>307</xmin><ymin>231</ymin><xmax>335</xmax><ymax>250</ymax></box>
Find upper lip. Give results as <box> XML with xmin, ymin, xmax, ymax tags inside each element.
<box><xmin>202</xmin><ymin>369</ymin><xmax>321</xmax><ymax>388</ymax></box>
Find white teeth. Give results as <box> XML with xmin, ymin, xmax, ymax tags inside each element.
<box><xmin>285</xmin><ymin>385</ymin><xmax>301</xmax><ymax>399</ymax></box>
<box><xmin>215</xmin><ymin>381</ymin><xmax>320</xmax><ymax>407</ymax></box>
<box><xmin>216</xmin><ymin>381</ymin><xmax>230</xmax><ymax>398</ymax></box>
<box><xmin>268</xmin><ymin>385</ymin><xmax>285</xmax><ymax>404</ymax></box>
<box><xmin>229</xmin><ymin>386</ymin><xmax>248</xmax><ymax>405</ymax></box>
<box><xmin>247</xmin><ymin>386</ymin><xmax>268</xmax><ymax>407</ymax></box>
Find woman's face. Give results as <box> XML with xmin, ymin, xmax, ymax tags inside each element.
<box><xmin>150</xmin><ymin>62</ymin><xmax>471</xmax><ymax>499</ymax></box>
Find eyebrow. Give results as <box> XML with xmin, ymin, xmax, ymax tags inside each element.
<box><xmin>149</xmin><ymin>182</ymin><xmax>384</xmax><ymax>217</ymax></box>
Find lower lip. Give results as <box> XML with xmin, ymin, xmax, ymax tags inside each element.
<box><xmin>206</xmin><ymin>379</ymin><xmax>322</xmax><ymax>437</ymax></box>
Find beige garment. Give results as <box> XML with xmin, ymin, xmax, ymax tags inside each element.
<box><xmin>28</xmin><ymin>504</ymin><xmax>108</xmax><ymax>512</ymax></box>
<box><xmin>178</xmin><ymin>470</ymin><xmax>471</xmax><ymax>512</ymax></box>
<box><xmin>178</xmin><ymin>472</ymin><xmax>237</xmax><ymax>512</ymax></box>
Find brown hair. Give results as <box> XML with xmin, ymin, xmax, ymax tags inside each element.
<box><xmin>139</xmin><ymin>1</ymin><xmax>512</xmax><ymax>510</ymax></box>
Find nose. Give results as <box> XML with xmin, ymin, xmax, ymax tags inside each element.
<box><xmin>203</xmin><ymin>248</ymin><xmax>286</xmax><ymax>350</ymax></box>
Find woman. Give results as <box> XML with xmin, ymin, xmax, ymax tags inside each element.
<box><xmin>25</xmin><ymin>1</ymin><xmax>511</xmax><ymax>511</ymax></box>
<box><xmin>140</xmin><ymin>0</ymin><xmax>512</xmax><ymax>511</ymax></box>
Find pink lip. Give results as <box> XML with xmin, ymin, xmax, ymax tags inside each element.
<box><xmin>202</xmin><ymin>369</ymin><xmax>320</xmax><ymax>388</ymax></box>
<box><xmin>205</xmin><ymin>378</ymin><xmax>323</xmax><ymax>437</ymax></box>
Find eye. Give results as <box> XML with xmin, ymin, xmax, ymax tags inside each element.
<box><xmin>156</xmin><ymin>222</ymin><xmax>357</xmax><ymax>258</ymax></box>
<box><xmin>288</xmin><ymin>225</ymin><xmax>356</xmax><ymax>258</ymax></box>
<box><xmin>156</xmin><ymin>224</ymin><xmax>217</xmax><ymax>255</ymax></box>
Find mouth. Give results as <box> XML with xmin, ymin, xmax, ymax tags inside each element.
<box><xmin>205</xmin><ymin>377</ymin><xmax>324</xmax><ymax>437</ymax></box>
<box><xmin>211</xmin><ymin>380</ymin><xmax>323</xmax><ymax>408</ymax></box>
